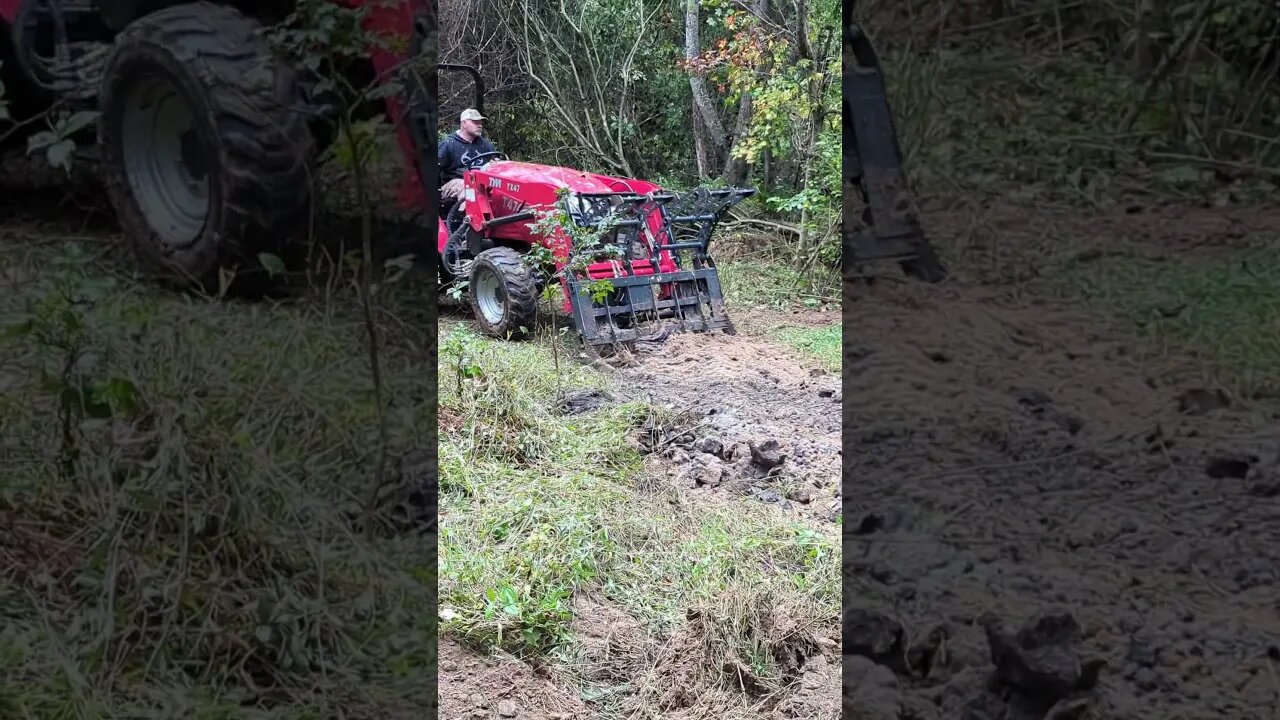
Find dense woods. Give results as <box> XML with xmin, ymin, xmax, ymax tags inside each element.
<box><xmin>441</xmin><ymin>0</ymin><xmax>843</xmax><ymax>276</ymax></box>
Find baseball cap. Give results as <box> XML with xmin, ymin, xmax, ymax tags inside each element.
<box><xmin>461</xmin><ymin>108</ymin><xmax>486</xmax><ymax>122</ymax></box>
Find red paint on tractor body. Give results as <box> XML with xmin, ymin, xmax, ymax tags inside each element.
<box><xmin>440</xmin><ymin>159</ymin><xmax>683</xmax><ymax>312</ymax></box>
<box><xmin>338</xmin><ymin>0</ymin><xmax>428</xmax><ymax>211</ymax></box>
<box><xmin>0</xmin><ymin>0</ymin><xmax>20</xmax><ymax>23</ymax></box>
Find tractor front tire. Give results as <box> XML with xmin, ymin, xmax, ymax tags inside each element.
<box><xmin>98</xmin><ymin>2</ymin><xmax>314</xmax><ymax>292</ymax></box>
<box><xmin>468</xmin><ymin>247</ymin><xmax>538</xmax><ymax>340</ymax></box>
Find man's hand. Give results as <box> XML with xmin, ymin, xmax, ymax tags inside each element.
<box><xmin>441</xmin><ymin>179</ymin><xmax>465</xmax><ymax>201</ymax></box>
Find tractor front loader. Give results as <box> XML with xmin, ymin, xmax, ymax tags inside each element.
<box><xmin>438</xmin><ymin>64</ymin><xmax>755</xmax><ymax>347</ymax></box>
<box><xmin>0</xmin><ymin>0</ymin><xmax>436</xmax><ymax>289</ymax></box>
<box><xmin>843</xmin><ymin>17</ymin><xmax>946</xmax><ymax>282</ymax></box>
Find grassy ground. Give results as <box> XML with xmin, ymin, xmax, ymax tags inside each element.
<box><xmin>1076</xmin><ymin>247</ymin><xmax>1280</xmax><ymax>396</ymax></box>
<box><xmin>718</xmin><ymin>252</ymin><xmax>842</xmax><ymax>371</ymax></box>
<box><xmin>437</xmin><ymin>261</ymin><xmax>841</xmax><ymax>715</ymax></box>
<box><xmin>771</xmin><ymin>325</ymin><xmax>841</xmax><ymax>373</ymax></box>
<box><xmin>868</xmin><ymin>21</ymin><xmax>1280</xmax><ymax>396</ymax></box>
<box><xmin>436</xmin><ymin>319</ymin><xmax>840</xmax><ymax>714</ymax></box>
<box><xmin>0</xmin><ymin>234</ymin><xmax>437</xmax><ymax>718</ymax></box>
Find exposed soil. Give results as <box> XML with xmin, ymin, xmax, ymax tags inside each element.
<box><xmin>439</xmin><ymin>636</ymin><xmax>592</xmax><ymax>719</ymax></box>
<box><xmin>621</xmin><ymin>327</ymin><xmax>843</xmax><ymax>525</ymax></box>
<box><xmin>843</xmin><ymin>205</ymin><xmax>1280</xmax><ymax>720</ymax></box>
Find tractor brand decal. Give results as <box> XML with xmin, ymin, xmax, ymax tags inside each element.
<box><xmin>505</xmin><ymin>183</ymin><xmax>520</xmax><ymax>192</ymax></box>
<box><xmin>488</xmin><ymin>177</ymin><xmax>502</xmax><ymax>189</ymax></box>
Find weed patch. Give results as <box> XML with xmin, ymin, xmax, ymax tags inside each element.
<box><xmin>773</xmin><ymin>324</ymin><xmax>841</xmax><ymax>372</ymax></box>
<box><xmin>437</xmin><ymin>322</ymin><xmax>839</xmax><ymax>711</ymax></box>
<box><xmin>0</xmin><ymin>239</ymin><xmax>436</xmax><ymax>717</ymax></box>
<box><xmin>718</xmin><ymin>258</ymin><xmax>839</xmax><ymax>311</ymax></box>
<box><xmin>1077</xmin><ymin>248</ymin><xmax>1280</xmax><ymax>396</ymax></box>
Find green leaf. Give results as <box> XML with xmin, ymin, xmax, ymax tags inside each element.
<box><xmin>46</xmin><ymin>140</ymin><xmax>75</xmax><ymax>172</ymax></box>
<box><xmin>258</xmin><ymin>252</ymin><xmax>286</xmax><ymax>276</ymax></box>
<box><xmin>57</xmin><ymin>110</ymin><xmax>100</xmax><ymax>139</ymax></box>
<box><xmin>92</xmin><ymin>377</ymin><xmax>140</xmax><ymax>416</ymax></box>
<box><xmin>26</xmin><ymin>131</ymin><xmax>56</xmax><ymax>154</ymax></box>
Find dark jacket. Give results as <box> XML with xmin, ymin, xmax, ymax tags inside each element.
<box><xmin>438</xmin><ymin>131</ymin><xmax>497</xmax><ymax>183</ymax></box>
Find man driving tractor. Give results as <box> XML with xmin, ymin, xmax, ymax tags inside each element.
<box><xmin>438</xmin><ymin>108</ymin><xmax>497</xmax><ymax>210</ymax></box>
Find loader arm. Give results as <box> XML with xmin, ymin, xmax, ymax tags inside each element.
<box><xmin>843</xmin><ymin>20</ymin><xmax>946</xmax><ymax>282</ymax></box>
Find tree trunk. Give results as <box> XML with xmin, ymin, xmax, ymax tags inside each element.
<box><xmin>693</xmin><ymin>103</ymin><xmax>712</xmax><ymax>178</ymax></box>
<box><xmin>720</xmin><ymin>0</ymin><xmax>769</xmax><ymax>185</ymax></box>
<box><xmin>721</xmin><ymin>94</ymin><xmax>753</xmax><ymax>184</ymax></box>
<box><xmin>686</xmin><ymin>0</ymin><xmax>728</xmax><ymax>174</ymax></box>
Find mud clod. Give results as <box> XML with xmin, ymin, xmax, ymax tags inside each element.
<box><xmin>557</xmin><ymin>389</ymin><xmax>612</xmax><ymax>415</ymax></box>
<box><xmin>684</xmin><ymin>454</ymin><xmax>726</xmax><ymax>487</ymax></box>
<box><xmin>1177</xmin><ymin>388</ymin><xmax>1230</xmax><ymax>415</ymax></box>
<box><xmin>755</xmin><ymin>489</ymin><xmax>783</xmax><ymax>504</ymax></box>
<box><xmin>843</xmin><ymin>608</ymin><xmax>908</xmax><ymax>672</ymax></box>
<box><xmin>1205</xmin><ymin>455</ymin><xmax>1252</xmax><ymax>479</ymax></box>
<box><xmin>694</xmin><ymin>436</ymin><xmax>724</xmax><ymax>457</ymax></box>
<box><xmin>750</xmin><ymin>439</ymin><xmax>786</xmax><ymax>470</ymax></box>
<box><xmin>842</xmin><ymin>655</ymin><xmax>902</xmax><ymax>720</ymax></box>
<box><xmin>982</xmin><ymin>611</ymin><xmax>1103</xmax><ymax>711</ymax></box>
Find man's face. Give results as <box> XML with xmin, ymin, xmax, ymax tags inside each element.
<box><xmin>463</xmin><ymin>118</ymin><xmax>485</xmax><ymax>137</ymax></box>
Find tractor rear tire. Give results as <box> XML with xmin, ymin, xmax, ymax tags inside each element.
<box><xmin>468</xmin><ymin>247</ymin><xmax>538</xmax><ymax>340</ymax></box>
<box><xmin>97</xmin><ymin>2</ymin><xmax>314</xmax><ymax>293</ymax></box>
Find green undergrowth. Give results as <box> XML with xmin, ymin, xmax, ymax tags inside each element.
<box><xmin>0</xmin><ymin>239</ymin><xmax>436</xmax><ymax>718</ymax></box>
<box><xmin>1075</xmin><ymin>247</ymin><xmax>1280</xmax><ymax>397</ymax></box>
<box><xmin>718</xmin><ymin>256</ymin><xmax>840</xmax><ymax>312</ymax></box>
<box><xmin>773</xmin><ymin>324</ymin><xmax>841</xmax><ymax>372</ymax></box>
<box><xmin>883</xmin><ymin>42</ymin><xmax>1280</xmax><ymax>206</ymax></box>
<box><xmin>437</xmin><ymin>321</ymin><xmax>839</xmax><ymax>691</ymax></box>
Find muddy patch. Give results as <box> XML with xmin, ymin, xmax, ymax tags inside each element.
<box><xmin>556</xmin><ymin>389</ymin><xmax>614</xmax><ymax>416</ymax></box>
<box><xmin>620</xmin><ymin>331</ymin><xmax>842</xmax><ymax>522</ymax></box>
<box><xmin>439</xmin><ymin>636</ymin><xmax>591</xmax><ymax>720</ymax></box>
<box><xmin>844</xmin><ymin>274</ymin><xmax>1280</xmax><ymax>719</ymax></box>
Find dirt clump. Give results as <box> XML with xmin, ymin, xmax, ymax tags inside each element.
<box><xmin>556</xmin><ymin>389</ymin><xmax>614</xmax><ymax>415</ymax></box>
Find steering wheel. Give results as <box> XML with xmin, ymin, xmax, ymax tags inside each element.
<box><xmin>464</xmin><ymin>151</ymin><xmax>508</xmax><ymax>169</ymax></box>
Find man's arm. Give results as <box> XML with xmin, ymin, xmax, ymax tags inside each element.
<box><xmin>438</xmin><ymin>135</ymin><xmax>460</xmax><ymax>183</ymax></box>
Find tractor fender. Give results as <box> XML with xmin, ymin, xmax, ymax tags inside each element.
<box><xmin>438</xmin><ymin>215</ymin><xmax>450</xmax><ymax>254</ymax></box>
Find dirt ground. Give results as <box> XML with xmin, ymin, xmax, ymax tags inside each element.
<box><xmin>621</xmin><ymin>327</ymin><xmax>843</xmax><ymax>524</ymax></box>
<box><xmin>842</xmin><ymin>204</ymin><xmax>1280</xmax><ymax>720</ymax></box>
<box><xmin>439</xmin><ymin>636</ymin><xmax>592</xmax><ymax>719</ymax></box>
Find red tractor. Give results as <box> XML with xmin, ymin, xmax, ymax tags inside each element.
<box><xmin>437</xmin><ymin>66</ymin><xmax>754</xmax><ymax>345</ymax></box>
<box><xmin>0</xmin><ymin>0</ymin><xmax>436</xmax><ymax>287</ymax></box>
<box><xmin>0</xmin><ymin>0</ymin><xmax>943</xmax><ymax>342</ymax></box>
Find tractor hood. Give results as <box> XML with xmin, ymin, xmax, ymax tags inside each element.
<box><xmin>478</xmin><ymin>160</ymin><xmax>659</xmax><ymax>196</ymax></box>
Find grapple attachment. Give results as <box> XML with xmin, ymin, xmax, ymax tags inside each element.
<box><xmin>844</xmin><ymin>21</ymin><xmax>947</xmax><ymax>282</ymax></box>
<box><xmin>561</xmin><ymin>186</ymin><xmax>755</xmax><ymax>346</ymax></box>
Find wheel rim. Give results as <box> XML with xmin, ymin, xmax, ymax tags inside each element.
<box><xmin>121</xmin><ymin>73</ymin><xmax>210</xmax><ymax>247</ymax></box>
<box><xmin>473</xmin><ymin>266</ymin><xmax>506</xmax><ymax>325</ymax></box>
